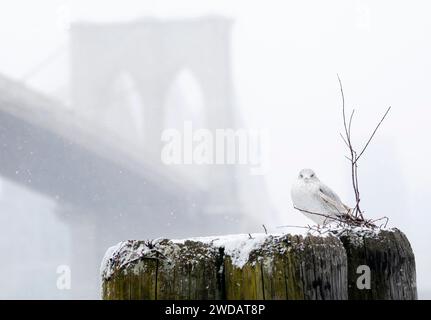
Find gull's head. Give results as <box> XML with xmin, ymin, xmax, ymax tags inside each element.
<box><xmin>298</xmin><ymin>168</ymin><xmax>318</xmax><ymax>183</ymax></box>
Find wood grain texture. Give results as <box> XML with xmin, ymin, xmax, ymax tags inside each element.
<box><xmin>340</xmin><ymin>228</ymin><xmax>417</xmax><ymax>299</ymax></box>
<box><xmin>223</xmin><ymin>234</ymin><xmax>348</xmax><ymax>300</ymax></box>
<box><xmin>102</xmin><ymin>239</ymin><xmax>223</xmax><ymax>300</ymax></box>
<box><xmin>102</xmin><ymin>229</ymin><xmax>417</xmax><ymax>300</ymax></box>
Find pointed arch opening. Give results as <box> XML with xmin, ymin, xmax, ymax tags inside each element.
<box><xmin>103</xmin><ymin>71</ymin><xmax>145</xmax><ymax>144</ymax></box>
<box><xmin>163</xmin><ymin>68</ymin><xmax>206</xmax><ymax>130</ymax></box>
<box><xmin>163</xmin><ymin>68</ymin><xmax>209</xmax><ymax>186</ymax></box>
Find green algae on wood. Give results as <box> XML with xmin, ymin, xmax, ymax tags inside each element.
<box><xmin>222</xmin><ymin>234</ymin><xmax>347</xmax><ymax>300</ymax></box>
<box><xmin>101</xmin><ymin>239</ymin><xmax>222</xmax><ymax>300</ymax></box>
<box><xmin>101</xmin><ymin>229</ymin><xmax>416</xmax><ymax>300</ymax></box>
<box><xmin>102</xmin><ymin>233</ymin><xmax>348</xmax><ymax>300</ymax></box>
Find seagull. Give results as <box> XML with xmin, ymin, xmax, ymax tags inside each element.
<box><xmin>291</xmin><ymin>169</ymin><xmax>351</xmax><ymax>225</ymax></box>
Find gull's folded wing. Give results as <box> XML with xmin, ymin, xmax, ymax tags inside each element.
<box><xmin>318</xmin><ymin>183</ymin><xmax>351</xmax><ymax>216</ymax></box>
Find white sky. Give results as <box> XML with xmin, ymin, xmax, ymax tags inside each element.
<box><xmin>0</xmin><ymin>0</ymin><xmax>430</xmax><ymax>296</ymax></box>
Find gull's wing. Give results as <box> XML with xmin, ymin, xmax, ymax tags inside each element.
<box><xmin>318</xmin><ymin>182</ymin><xmax>342</xmax><ymax>202</ymax></box>
<box><xmin>318</xmin><ymin>183</ymin><xmax>351</xmax><ymax>216</ymax></box>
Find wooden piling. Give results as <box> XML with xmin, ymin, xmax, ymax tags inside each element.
<box><xmin>340</xmin><ymin>228</ymin><xmax>417</xmax><ymax>299</ymax></box>
<box><xmin>101</xmin><ymin>228</ymin><xmax>417</xmax><ymax>300</ymax></box>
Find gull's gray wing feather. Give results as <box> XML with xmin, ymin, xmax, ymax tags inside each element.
<box><xmin>318</xmin><ymin>182</ymin><xmax>350</xmax><ymax>215</ymax></box>
<box><xmin>318</xmin><ymin>182</ymin><xmax>342</xmax><ymax>202</ymax></box>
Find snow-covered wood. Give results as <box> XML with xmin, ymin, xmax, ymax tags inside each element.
<box><xmin>101</xmin><ymin>233</ymin><xmax>348</xmax><ymax>300</ymax></box>
<box><xmin>101</xmin><ymin>228</ymin><xmax>417</xmax><ymax>300</ymax></box>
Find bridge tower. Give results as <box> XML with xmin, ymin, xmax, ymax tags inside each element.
<box><xmin>70</xmin><ymin>16</ymin><xmax>242</xmax><ymax>219</ymax></box>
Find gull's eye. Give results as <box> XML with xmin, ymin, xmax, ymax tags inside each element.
<box><xmin>299</xmin><ymin>174</ymin><xmax>303</xmax><ymax>178</ymax></box>
<box><xmin>310</xmin><ymin>174</ymin><xmax>314</xmax><ymax>178</ymax></box>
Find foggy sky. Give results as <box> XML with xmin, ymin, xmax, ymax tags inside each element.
<box><xmin>0</xmin><ymin>0</ymin><xmax>430</xmax><ymax>297</ymax></box>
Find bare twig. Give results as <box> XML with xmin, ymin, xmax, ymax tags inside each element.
<box><xmin>294</xmin><ymin>205</ymin><xmax>353</xmax><ymax>225</ymax></box>
<box><xmin>338</xmin><ymin>74</ymin><xmax>362</xmax><ymax>217</ymax></box>
<box><xmin>262</xmin><ymin>224</ymin><xmax>268</xmax><ymax>234</ymax></box>
<box><xmin>338</xmin><ymin>74</ymin><xmax>348</xmax><ymax>141</ymax></box>
<box><xmin>354</xmin><ymin>106</ymin><xmax>392</xmax><ymax>164</ymax></box>
<box><xmin>340</xmin><ymin>133</ymin><xmax>350</xmax><ymax>148</ymax></box>
<box><xmin>369</xmin><ymin>216</ymin><xmax>389</xmax><ymax>228</ymax></box>
<box><xmin>276</xmin><ymin>225</ymin><xmax>311</xmax><ymax>229</ymax></box>
<box><xmin>348</xmin><ymin>109</ymin><xmax>355</xmax><ymax>138</ymax></box>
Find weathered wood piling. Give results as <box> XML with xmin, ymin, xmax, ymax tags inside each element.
<box><xmin>222</xmin><ymin>234</ymin><xmax>347</xmax><ymax>300</ymax></box>
<box><xmin>340</xmin><ymin>228</ymin><xmax>417</xmax><ymax>299</ymax></box>
<box><xmin>101</xmin><ymin>228</ymin><xmax>416</xmax><ymax>300</ymax></box>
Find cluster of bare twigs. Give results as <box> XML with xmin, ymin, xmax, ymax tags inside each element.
<box><xmin>335</xmin><ymin>75</ymin><xmax>391</xmax><ymax>228</ymax></box>
<box><xmin>278</xmin><ymin>212</ymin><xmax>389</xmax><ymax>236</ymax></box>
<box><xmin>338</xmin><ymin>75</ymin><xmax>391</xmax><ymax>220</ymax></box>
<box><xmin>292</xmin><ymin>205</ymin><xmax>389</xmax><ymax>230</ymax></box>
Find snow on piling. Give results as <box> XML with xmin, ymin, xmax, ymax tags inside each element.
<box><xmin>101</xmin><ymin>228</ymin><xmax>417</xmax><ymax>300</ymax></box>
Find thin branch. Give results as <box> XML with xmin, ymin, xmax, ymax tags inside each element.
<box><xmin>353</xmin><ymin>152</ymin><xmax>363</xmax><ymax>219</ymax></box>
<box><xmin>339</xmin><ymin>133</ymin><xmax>350</xmax><ymax>149</ymax></box>
<box><xmin>369</xmin><ymin>216</ymin><xmax>389</xmax><ymax>228</ymax></box>
<box><xmin>276</xmin><ymin>225</ymin><xmax>312</xmax><ymax>229</ymax></box>
<box><xmin>294</xmin><ymin>205</ymin><xmax>349</xmax><ymax>224</ymax></box>
<box><xmin>338</xmin><ymin>74</ymin><xmax>349</xmax><ymax>143</ymax></box>
<box><xmin>354</xmin><ymin>106</ymin><xmax>391</xmax><ymax>164</ymax></box>
<box><xmin>348</xmin><ymin>109</ymin><xmax>355</xmax><ymax>139</ymax></box>
<box><xmin>338</xmin><ymin>75</ymin><xmax>363</xmax><ymax>216</ymax></box>
<box><xmin>351</xmin><ymin>151</ymin><xmax>360</xmax><ymax>215</ymax></box>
